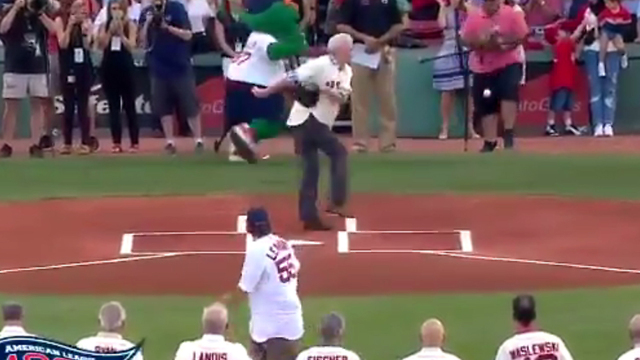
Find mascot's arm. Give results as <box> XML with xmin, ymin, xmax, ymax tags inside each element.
<box><xmin>266</xmin><ymin>35</ymin><xmax>308</xmax><ymax>60</ymax></box>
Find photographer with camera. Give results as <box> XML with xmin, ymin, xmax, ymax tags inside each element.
<box><xmin>54</xmin><ymin>0</ymin><xmax>95</xmax><ymax>155</ymax></box>
<box><xmin>0</xmin><ymin>0</ymin><xmax>58</xmax><ymax>158</ymax></box>
<box><xmin>97</xmin><ymin>0</ymin><xmax>139</xmax><ymax>153</ymax></box>
<box><xmin>139</xmin><ymin>0</ymin><xmax>204</xmax><ymax>154</ymax></box>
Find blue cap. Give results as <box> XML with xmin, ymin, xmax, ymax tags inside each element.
<box><xmin>247</xmin><ymin>207</ymin><xmax>271</xmax><ymax>228</ymax></box>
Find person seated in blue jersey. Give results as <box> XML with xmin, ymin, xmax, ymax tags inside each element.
<box><xmin>138</xmin><ymin>0</ymin><xmax>205</xmax><ymax>154</ymax></box>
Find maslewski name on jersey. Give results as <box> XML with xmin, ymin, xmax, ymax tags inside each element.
<box><xmin>226</xmin><ymin>32</ymin><xmax>286</xmax><ymax>87</ymax></box>
<box><xmin>495</xmin><ymin>331</ymin><xmax>574</xmax><ymax>360</ymax></box>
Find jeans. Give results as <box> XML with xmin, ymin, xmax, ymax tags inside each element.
<box><xmin>583</xmin><ymin>50</ymin><xmax>621</xmax><ymax>126</ymax></box>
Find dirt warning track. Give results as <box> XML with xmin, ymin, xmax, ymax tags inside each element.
<box><xmin>0</xmin><ymin>194</ymin><xmax>639</xmax><ymax>295</ymax></box>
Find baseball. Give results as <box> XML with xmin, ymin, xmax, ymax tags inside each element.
<box><xmin>483</xmin><ymin>89</ymin><xmax>492</xmax><ymax>98</ymax></box>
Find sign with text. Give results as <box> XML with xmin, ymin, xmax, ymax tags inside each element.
<box><xmin>0</xmin><ymin>336</ymin><xmax>142</xmax><ymax>360</ymax></box>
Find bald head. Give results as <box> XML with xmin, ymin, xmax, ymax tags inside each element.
<box><xmin>2</xmin><ymin>302</ymin><xmax>23</xmax><ymax>323</ymax></box>
<box><xmin>99</xmin><ymin>301</ymin><xmax>126</xmax><ymax>332</ymax></box>
<box><xmin>629</xmin><ymin>314</ymin><xmax>640</xmax><ymax>342</ymax></box>
<box><xmin>320</xmin><ymin>312</ymin><xmax>345</xmax><ymax>345</ymax></box>
<box><xmin>421</xmin><ymin>319</ymin><xmax>445</xmax><ymax>348</ymax></box>
<box><xmin>202</xmin><ymin>302</ymin><xmax>228</xmax><ymax>335</ymax></box>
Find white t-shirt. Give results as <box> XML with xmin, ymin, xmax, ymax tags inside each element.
<box><xmin>402</xmin><ymin>347</ymin><xmax>462</xmax><ymax>360</ymax></box>
<box><xmin>76</xmin><ymin>332</ymin><xmax>143</xmax><ymax>360</ymax></box>
<box><xmin>616</xmin><ymin>345</ymin><xmax>640</xmax><ymax>360</ymax></box>
<box><xmin>174</xmin><ymin>334</ymin><xmax>251</xmax><ymax>360</ymax></box>
<box><xmin>93</xmin><ymin>3</ymin><xmax>142</xmax><ymax>35</ymax></box>
<box><xmin>286</xmin><ymin>55</ymin><xmax>352</xmax><ymax>129</ymax></box>
<box><xmin>495</xmin><ymin>331</ymin><xmax>574</xmax><ymax>360</ymax></box>
<box><xmin>238</xmin><ymin>233</ymin><xmax>304</xmax><ymax>343</ymax></box>
<box><xmin>226</xmin><ymin>32</ymin><xmax>286</xmax><ymax>87</ymax></box>
<box><xmin>0</xmin><ymin>325</ymin><xmax>33</xmax><ymax>338</ymax></box>
<box><xmin>186</xmin><ymin>0</ymin><xmax>213</xmax><ymax>33</ymax></box>
<box><xmin>296</xmin><ymin>346</ymin><xmax>361</xmax><ymax>360</ymax></box>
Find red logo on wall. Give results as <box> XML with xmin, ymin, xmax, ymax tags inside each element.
<box><xmin>518</xmin><ymin>72</ymin><xmax>589</xmax><ymax>126</ymax></box>
<box><xmin>196</xmin><ymin>76</ymin><xmax>226</xmax><ymax>131</ymax></box>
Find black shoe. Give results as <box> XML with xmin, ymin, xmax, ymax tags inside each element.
<box><xmin>229</xmin><ymin>124</ymin><xmax>258</xmax><ymax>164</ymax></box>
<box><xmin>303</xmin><ymin>218</ymin><xmax>332</xmax><ymax>231</ymax></box>
<box><xmin>564</xmin><ymin>124</ymin><xmax>583</xmax><ymax>136</ymax></box>
<box><xmin>38</xmin><ymin>135</ymin><xmax>54</xmax><ymax>150</ymax></box>
<box><xmin>165</xmin><ymin>143</ymin><xmax>177</xmax><ymax>155</ymax></box>
<box><xmin>29</xmin><ymin>144</ymin><xmax>43</xmax><ymax>158</ymax></box>
<box><xmin>0</xmin><ymin>144</ymin><xmax>13</xmax><ymax>158</ymax></box>
<box><xmin>89</xmin><ymin>136</ymin><xmax>99</xmax><ymax>152</ymax></box>
<box><xmin>503</xmin><ymin>129</ymin><xmax>515</xmax><ymax>149</ymax></box>
<box><xmin>480</xmin><ymin>140</ymin><xmax>498</xmax><ymax>153</ymax></box>
<box><xmin>545</xmin><ymin>124</ymin><xmax>559</xmax><ymax>136</ymax></box>
<box><xmin>326</xmin><ymin>205</ymin><xmax>352</xmax><ymax>218</ymax></box>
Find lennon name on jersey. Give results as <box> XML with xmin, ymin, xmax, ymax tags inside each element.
<box><xmin>508</xmin><ymin>342</ymin><xmax>560</xmax><ymax>360</ymax></box>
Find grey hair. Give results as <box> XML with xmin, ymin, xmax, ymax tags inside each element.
<box><xmin>327</xmin><ymin>33</ymin><xmax>354</xmax><ymax>53</ymax></box>
<box><xmin>320</xmin><ymin>312</ymin><xmax>345</xmax><ymax>341</ymax></box>
<box><xmin>99</xmin><ymin>301</ymin><xmax>126</xmax><ymax>332</ymax></box>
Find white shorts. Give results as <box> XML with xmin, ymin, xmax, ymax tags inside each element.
<box><xmin>249</xmin><ymin>312</ymin><xmax>304</xmax><ymax>343</ymax></box>
<box><xmin>2</xmin><ymin>73</ymin><xmax>49</xmax><ymax>99</ymax></box>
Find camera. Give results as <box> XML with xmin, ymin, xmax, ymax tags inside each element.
<box><xmin>28</xmin><ymin>0</ymin><xmax>48</xmax><ymax>14</ymax></box>
<box><xmin>150</xmin><ymin>0</ymin><xmax>164</xmax><ymax>26</ymax></box>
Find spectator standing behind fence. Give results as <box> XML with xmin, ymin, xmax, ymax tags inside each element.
<box><xmin>336</xmin><ymin>0</ymin><xmax>404</xmax><ymax>153</ymax></box>
<box><xmin>295</xmin><ymin>313</ymin><xmax>360</xmax><ymax>360</ymax></box>
<box><xmin>97</xmin><ymin>0</ymin><xmax>139</xmax><ymax>152</ymax></box>
<box><xmin>174</xmin><ymin>303</ymin><xmax>251</xmax><ymax>360</ymax></box>
<box><xmin>76</xmin><ymin>302</ymin><xmax>143</xmax><ymax>360</ymax></box>
<box><xmin>433</xmin><ymin>0</ymin><xmax>479</xmax><ymax>140</ymax></box>
<box><xmin>139</xmin><ymin>0</ymin><xmax>205</xmax><ymax>154</ymax></box>
<box><xmin>42</xmin><ymin>0</ymin><xmax>60</xmax><ymax>152</ymax></box>
<box><xmin>215</xmin><ymin>0</ymin><xmax>249</xmax><ymax>76</ymax></box>
<box><xmin>186</xmin><ymin>0</ymin><xmax>214</xmax><ymax>53</ymax></box>
<box><xmin>401</xmin><ymin>319</ymin><xmax>462</xmax><ymax>360</ymax></box>
<box><xmin>523</xmin><ymin>0</ymin><xmax>564</xmax><ymax>26</ymax></box>
<box><xmin>461</xmin><ymin>0</ymin><xmax>528</xmax><ymax>153</ymax></box>
<box><xmin>0</xmin><ymin>0</ymin><xmax>57</xmax><ymax>158</ymax></box>
<box><xmin>55</xmin><ymin>0</ymin><xmax>95</xmax><ymax>155</ymax></box>
<box><xmin>578</xmin><ymin>0</ymin><xmax>620</xmax><ymax>136</ymax></box>
<box><xmin>596</xmin><ymin>0</ymin><xmax>630</xmax><ymax>75</ymax></box>
<box><xmin>0</xmin><ymin>302</ymin><xmax>33</xmax><ymax>338</ymax></box>
<box><xmin>616</xmin><ymin>314</ymin><xmax>640</xmax><ymax>360</ymax></box>
<box><xmin>94</xmin><ymin>0</ymin><xmax>141</xmax><ymax>30</ymax></box>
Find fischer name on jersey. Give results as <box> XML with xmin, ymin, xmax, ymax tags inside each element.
<box><xmin>296</xmin><ymin>346</ymin><xmax>361</xmax><ymax>360</ymax></box>
<box><xmin>495</xmin><ymin>331</ymin><xmax>574</xmax><ymax>360</ymax></box>
<box><xmin>238</xmin><ymin>234</ymin><xmax>303</xmax><ymax>342</ymax></box>
<box><xmin>76</xmin><ymin>333</ymin><xmax>143</xmax><ymax>360</ymax></box>
<box><xmin>226</xmin><ymin>32</ymin><xmax>286</xmax><ymax>87</ymax></box>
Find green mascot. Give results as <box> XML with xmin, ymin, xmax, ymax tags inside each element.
<box><xmin>220</xmin><ymin>0</ymin><xmax>310</xmax><ymax>163</ymax></box>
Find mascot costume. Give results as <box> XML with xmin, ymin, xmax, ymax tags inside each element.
<box><xmin>219</xmin><ymin>0</ymin><xmax>311</xmax><ymax>163</ymax></box>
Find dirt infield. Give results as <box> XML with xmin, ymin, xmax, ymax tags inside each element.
<box><xmin>1</xmin><ymin>194</ymin><xmax>640</xmax><ymax>295</ymax></box>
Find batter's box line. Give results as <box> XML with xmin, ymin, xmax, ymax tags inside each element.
<box><xmin>337</xmin><ymin>229</ymin><xmax>473</xmax><ymax>254</ymax></box>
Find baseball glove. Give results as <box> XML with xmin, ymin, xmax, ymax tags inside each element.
<box><xmin>293</xmin><ymin>83</ymin><xmax>321</xmax><ymax>108</ymax></box>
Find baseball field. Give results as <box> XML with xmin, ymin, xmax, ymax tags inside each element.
<box><xmin>2</xmin><ymin>136</ymin><xmax>640</xmax><ymax>360</ymax></box>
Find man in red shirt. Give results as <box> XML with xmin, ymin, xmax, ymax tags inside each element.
<box><xmin>544</xmin><ymin>22</ymin><xmax>584</xmax><ymax>136</ymax></box>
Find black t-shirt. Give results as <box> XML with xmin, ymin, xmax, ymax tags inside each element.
<box><xmin>1</xmin><ymin>9</ymin><xmax>48</xmax><ymax>74</ymax></box>
<box><xmin>338</xmin><ymin>0</ymin><xmax>402</xmax><ymax>39</ymax></box>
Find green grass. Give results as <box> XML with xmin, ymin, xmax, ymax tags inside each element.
<box><xmin>2</xmin><ymin>152</ymin><xmax>640</xmax><ymax>360</ymax></box>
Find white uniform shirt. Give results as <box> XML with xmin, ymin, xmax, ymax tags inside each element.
<box><xmin>616</xmin><ymin>345</ymin><xmax>640</xmax><ymax>360</ymax></box>
<box><xmin>286</xmin><ymin>55</ymin><xmax>352</xmax><ymax>129</ymax></box>
<box><xmin>76</xmin><ymin>332</ymin><xmax>143</xmax><ymax>360</ymax></box>
<box><xmin>226</xmin><ymin>32</ymin><xmax>286</xmax><ymax>86</ymax></box>
<box><xmin>238</xmin><ymin>234</ymin><xmax>303</xmax><ymax>343</ymax></box>
<box><xmin>495</xmin><ymin>331</ymin><xmax>574</xmax><ymax>360</ymax></box>
<box><xmin>186</xmin><ymin>0</ymin><xmax>214</xmax><ymax>33</ymax></box>
<box><xmin>296</xmin><ymin>346</ymin><xmax>361</xmax><ymax>360</ymax></box>
<box><xmin>174</xmin><ymin>334</ymin><xmax>251</xmax><ymax>360</ymax></box>
<box><xmin>0</xmin><ymin>325</ymin><xmax>33</xmax><ymax>338</ymax></box>
<box><xmin>93</xmin><ymin>3</ymin><xmax>142</xmax><ymax>35</ymax></box>
<box><xmin>402</xmin><ymin>347</ymin><xmax>462</xmax><ymax>360</ymax></box>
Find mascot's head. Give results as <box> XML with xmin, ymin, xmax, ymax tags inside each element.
<box><xmin>241</xmin><ymin>0</ymin><xmax>301</xmax><ymax>37</ymax></box>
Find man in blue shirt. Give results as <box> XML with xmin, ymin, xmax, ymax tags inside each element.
<box><xmin>139</xmin><ymin>0</ymin><xmax>204</xmax><ymax>154</ymax></box>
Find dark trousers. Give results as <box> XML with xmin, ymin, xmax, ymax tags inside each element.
<box><xmin>291</xmin><ymin>114</ymin><xmax>348</xmax><ymax>221</ymax></box>
<box><xmin>102</xmin><ymin>67</ymin><xmax>139</xmax><ymax>145</ymax></box>
<box><xmin>61</xmin><ymin>71</ymin><xmax>92</xmax><ymax>146</ymax></box>
<box><xmin>250</xmin><ymin>338</ymin><xmax>300</xmax><ymax>360</ymax></box>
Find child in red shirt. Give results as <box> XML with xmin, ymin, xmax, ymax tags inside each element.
<box><xmin>597</xmin><ymin>0</ymin><xmax>631</xmax><ymax>76</ymax></box>
<box><xmin>544</xmin><ymin>23</ymin><xmax>584</xmax><ymax>136</ymax></box>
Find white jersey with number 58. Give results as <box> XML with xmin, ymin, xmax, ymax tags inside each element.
<box><xmin>495</xmin><ymin>331</ymin><xmax>574</xmax><ymax>360</ymax></box>
<box><xmin>238</xmin><ymin>234</ymin><xmax>303</xmax><ymax>343</ymax></box>
<box><xmin>226</xmin><ymin>32</ymin><xmax>286</xmax><ymax>87</ymax></box>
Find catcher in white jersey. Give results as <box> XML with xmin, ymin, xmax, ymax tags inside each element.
<box><xmin>495</xmin><ymin>295</ymin><xmax>574</xmax><ymax>360</ymax></box>
<box><xmin>223</xmin><ymin>206</ymin><xmax>304</xmax><ymax>360</ymax></box>
<box><xmin>174</xmin><ymin>303</ymin><xmax>251</xmax><ymax>360</ymax></box>
<box><xmin>615</xmin><ymin>314</ymin><xmax>640</xmax><ymax>360</ymax></box>
<box><xmin>75</xmin><ymin>301</ymin><xmax>143</xmax><ymax>360</ymax></box>
<box><xmin>296</xmin><ymin>313</ymin><xmax>360</xmax><ymax>360</ymax></box>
